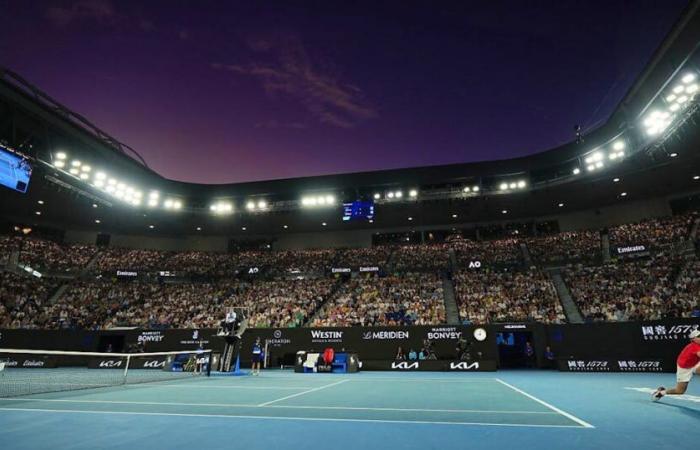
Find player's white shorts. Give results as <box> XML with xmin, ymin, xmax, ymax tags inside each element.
<box><xmin>676</xmin><ymin>362</ymin><xmax>700</xmax><ymax>383</ymax></box>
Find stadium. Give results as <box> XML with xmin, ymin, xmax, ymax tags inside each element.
<box><xmin>1</xmin><ymin>2</ymin><xmax>700</xmax><ymax>450</ymax></box>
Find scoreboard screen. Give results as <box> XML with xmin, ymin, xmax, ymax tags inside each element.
<box><xmin>342</xmin><ymin>201</ymin><xmax>375</xmax><ymax>221</ymax></box>
<box><xmin>0</xmin><ymin>146</ymin><xmax>32</xmax><ymax>193</ymax></box>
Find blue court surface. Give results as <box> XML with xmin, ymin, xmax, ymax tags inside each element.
<box><xmin>0</xmin><ymin>370</ymin><xmax>698</xmax><ymax>450</ymax></box>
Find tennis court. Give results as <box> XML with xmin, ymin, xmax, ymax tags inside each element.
<box><xmin>1</xmin><ymin>370</ymin><xmax>698</xmax><ymax>450</ymax></box>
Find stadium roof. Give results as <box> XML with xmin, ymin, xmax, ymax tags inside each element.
<box><xmin>1</xmin><ymin>2</ymin><xmax>700</xmax><ymax>237</ymax></box>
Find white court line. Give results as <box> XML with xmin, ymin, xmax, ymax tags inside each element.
<box><xmin>0</xmin><ymin>397</ymin><xmax>558</xmax><ymax>414</ymax></box>
<box><xmin>132</xmin><ymin>385</ymin><xmax>311</xmax><ymax>390</ymax></box>
<box><xmin>0</xmin><ymin>407</ymin><xmax>588</xmax><ymax>428</ymax></box>
<box><xmin>258</xmin><ymin>379</ymin><xmax>350</xmax><ymax>406</ymax></box>
<box><xmin>494</xmin><ymin>379</ymin><xmax>594</xmax><ymax>429</ymax></box>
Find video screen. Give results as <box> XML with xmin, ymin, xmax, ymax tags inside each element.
<box><xmin>0</xmin><ymin>145</ymin><xmax>32</xmax><ymax>193</ymax></box>
<box><xmin>342</xmin><ymin>201</ymin><xmax>375</xmax><ymax>221</ymax></box>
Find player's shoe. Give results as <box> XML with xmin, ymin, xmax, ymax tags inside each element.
<box><xmin>651</xmin><ymin>387</ymin><xmax>666</xmax><ymax>402</ymax></box>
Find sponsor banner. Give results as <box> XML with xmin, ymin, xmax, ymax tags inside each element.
<box><xmin>426</xmin><ymin>327</ymin><xmax>462</xmax><ymax>340</ymax></box>
<box><xmin>116</xmin><ymin>270</ymin><xmax>138</xmax><ymax>278</ymax></box>
<box><xmin>358</xmin><ymin>266</ymin><xmax>380</xmax><ymax>273</ymax></box>
<box><xmin>89</xmin><ymin>358</ymin><xmax>125</xmax><ymax>369</ymax></box>
<box><xmin>158</xmin><ymin>271</ymin><xmax>177</xmax><ymax>277</ymax></box>
<box><xmin>362</xmin><ymin>330</ymin><xmax>410</xmax><ymax>340</ymax></box>
<box><xmin>615</xmin><ymin>245</ymin><xmax>648</xmax><ymax>256</ymax></box>
<box><xmin>331</xmin><ymin>267</ymin><xmax>351</xmax><ymax>274</ymax></box>
<box><xmin>466</xmin><ymin>261</ymin><xmax>482</xmax><ymax>270</ymax></box>
<box><xmin>131</xmin><ymin>358</ymin><xmax>167</xmax><ymax>369</ymax></box>
<box><xmin>137</xmin><ymin>331</ymin><xmax>165</xmax><ymax>344</ymax></box>
<box><xmin>247</xmin><ymin>267</ymin><xmax>261</xmax><ymax>275</ymax></box>
<box><xmin>361</xmin><ymin>359</ymin><xmax>497</xmax><ymax>371</ymax></box>
<box><xmin>558</xmin><ymin>359</ymin><xmax>669</xmax><ymax>372</ymax></box>
<box><xmin>641</xmin><ymin>323</ymin><xmax>699</xmax><ymax>341</ymax></box>
<box><xmin>310</xmin><ymin>330</ymin><xmax>344</xmax><ymax>344</ymax></box>
<box><xmin>0</xmin><ymin>355</ymin><xmax>56</xmax><ymax>368</ymax></box>
<box><xmin>267</xmin><ymin>329</ymin><xmax>292</xmax><ymax>347</ymax></box>
<box><xmin>178</xmin><ymin>329</ymin><xmax>210</xmax><ymax>346</ymax></box>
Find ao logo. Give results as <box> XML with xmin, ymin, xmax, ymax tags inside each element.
<box><xmin>468</xmin><ymin>261</ymin><xmax>481</xmax><ymax>269</ymax></box>
<box><xmin>449</xmin><ymin>362</ymin><xmax>479</xmax><ymax>370</ymax></box>
<box><xmin>391</xmin><ymin>362</ymin><xmax>418</xmax><ymax>370</ymax></box>
<box><xmin>273</xmin><ymin>330</ymin><xmax>282</xmax><ymax>339</ymax></box>
<box><xmin>248</xmin><ymin>267</ymin><xmax>259</xmax><ymax>274</ymax></box>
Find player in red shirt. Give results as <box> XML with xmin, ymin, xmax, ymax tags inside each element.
<box><xmin>652</xmin><ymin>329</ymin><xmax>700</xmax><ymax>400</ymax></box>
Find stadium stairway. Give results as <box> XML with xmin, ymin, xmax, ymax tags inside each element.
<box><xmin>691</xmin><ymin>216</ymin><xmax>700</xmax><ymax>241</ymax></box>
<box><xmin>601</xmin><ymin>231</ymin><xmax>611</xmax><ymax>263</ymax></box>
<box><xmin>547</xmin><ymin>269</ymin><xmax>584</xmax><ymax>324</ymax></box>
<box><xmin>441</xmin><ymin>272</ymin><xmax>461</xmax><ymax>325</ymax></box>
<box><xmin>303</xmin><ymin>277</ymin><xmax>348</xmax><ymax>326</ymax></box>
<box><xmin>448</xmin><ymin>248</ymin><xmax>458</xmax><ymax>272</ymax></box>
<box><xmin>520</xmin><ymin>242</ymin><xmax>533</xmax><ymax>267</ymax></box>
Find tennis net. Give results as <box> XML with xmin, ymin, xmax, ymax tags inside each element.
<box><xmin>0</xmin><ymin>348</ymin><xmax>212</xmax><ymax>398</ymax></box>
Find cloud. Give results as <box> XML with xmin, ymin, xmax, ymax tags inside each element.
<box><xmin>254</xmin><ymin>120</ymin><xmax>307</xmax><ymax>129</ymax></box>
<box><xmin>44</xmin><ymin>0</ymin><xmax>154</xmax><ymax>32</ymax></box>
<box><xmin>45</xmin><ymin>0</ymin><xmax>117</xmax><ymax>27</ymax></box>
<box><xmin>213</xmin><ymin>34</ymin><xmax>377</xmax><ymax>128</ymax></box>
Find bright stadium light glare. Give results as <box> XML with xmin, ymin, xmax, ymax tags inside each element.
<box><xmin>173</xmin><ymin>200</ymin><xmax>182</xmax><ymax>210</ymax></box>
<box><xmin>258</xmin><ymin>200</ymin><xmax>267</xmax><ymax>209</ymax></box>
<box><xmin>149</xmin><ymin>191</ymin><xmax>159</xmax><ymax>199</ymax></box>
<box><xmin>687</xmin><ymin>84</ymin><xmax>698</xmax><ymax>94</ymax></box>
<box><xmin>373</xmin><ymin>193</ymin><xmax>380</xmax><ymax>200</ymax></box>
<box><xmin>395</xmin><ymin>191</ymin><xmax>403</xmax><ymax>198</ymax></box>
<box><xmin>463</xmin><ymin>187</ymin><xmax>470</xmax><ymax>193</ymax></box>
<box><xmin>595</xmin><ymin>161</ymin><xmax>604</xmax><ymax>169</ymax></box>
<box><xmin>71</xmin><ymin>160</ymin><xmax>81</xmax><ymax>167</ymax></box>
<box><xmin>79</xmin><ymin>173</ymin><xmax>89</xmax><ymax>180</ymax></box>
<box><xmin>325</xmin><ymin>195</ymin><xmax>335</xmax><ymax>204</ymax></box>
<box><xmin>612</xmin><ymin>140</ymin><xmax>625</xmax><ymax>151</ymax></box>
<box><xmin>472</xmin><ymin>186</ymin><xmax>479</xmax><ymax>192</ymax></box>
<box><xmin>508</xmin><ymin>182</ymin><xmax>516</xmax><ymax>189</ymax></box>
<box><xmin>81</xmin><ymin>165</ymin><xmax>91</xmax><ymax>172</ymax></box>
<box><xmin>246</xmin><ymin>201</ymin><xmax>255</xmax><ymax>210</ymax></box>
<box><xmin>409</xmin><ymin>189</ymin><xmax>418</xmax><ymax>197</ymax></box>
<box><xmin>572</xmin><ymin>168</ymin><xmax>580</xmax><ymax>175</ymax></box>
<box><xmin>586</xmin><ymin>164</ymin><xmax>595</xmax><ymax>172</ymax></box>
<box><xmin>673</xmin><ymin>85</ymin><xmax>684</xmax><ymax>94</ymax></box>
<box><xmin>108</xmin><ymin>179</ymin><xmax>117</xmax><ymax>185</ymax></box>
<box><xmin>95</xmin><ymin>172</ymin><xmax>106</xmax><ymax>180</ymax></box>
<box><xmin>677</xmin><ymin>95</ymin><xmax>688</xmax><ymax>104</ymax></box>
<box><xmin>387</xmin><ymin>192</ymin><xmax>395</xmax><ymax>198</ymax></box>
<box><xmin>55</xmin><ymin>152</ymin><xmax>67</xmax><ymax>160</ymax></box>
<box><xmin>682</xmin><ymin>73</ymin><xmax>696</xmax><ymax>84</ymax></box>
<box><xmin>69</xmin><ymin>168</ymin><xmax>79</xmax><ymax>175</ymax></box>
<box><xmin>54</xmin><ymin>160</ymin><xmax>65</xmax><ymax>168</ymax></box>
<box><xmin>105</xmin><ymin>185</ymin><xmax>116</xmax><ymax>194</ymax></box>
<box><xmin>148</xmin><ymin>198</ymin><xmax>158</xmax><ymax>207</ymax></box>
<box><xmin>666</xmin><ymin>94</ymin><xmax>677</xmax><ymax>102</ymax></box>
<box><xmin>517</xmin><ymin>180</ymin><xmax>526</xmax><ymax>189</ymax></box>
<box><xmin>499</xmin><ymin>183</ymin><xmax>508</xmax><ymax>190</ymax></box>
<box><xmin>669</xmin><ymin>104</ymin><xmax>680</xmax><ymax>112</ymax></box>
<box><xmin>317</xmin><ymin>196</ymin><xmax>327</xmax><ymax>205</ymax></box>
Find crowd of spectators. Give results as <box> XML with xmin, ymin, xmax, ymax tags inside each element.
<box><xmin>391</xmin><ymin>244</ymin><xmax>450</xmax><ymax>272</ymax></box>
<box><xmin>0</xmin><ymin>271</ymin><xmax>57</xmax><ymax>328</ymax></box>
<box><xmin>609</xmin><ymin>214</ymin><xmax>695</xmax><ymax>252</ymax></box>
<box><xmin>312</xmin><ymin>274</ymin><xmax>445</xmax><ymax>326</ymax></box>
<box><xmin>454</xmin><ymin>269</ymin><xmax>565</xmax><ymax>324</ymax></box>
<box><xmin>563</xmin><ymin>254</ymin><xmax>687</xmax><ymax>321</ymax></box>
<box><xmin>453</xmin><ymin>238</ymin><xmax>521</xmax><ymax>266</ymax></box>
<box><xmin>525</xmin><ymin>231</ymin><xmax>601</xmax><ymax>264</ymax></box>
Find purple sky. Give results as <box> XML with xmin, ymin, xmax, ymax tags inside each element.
<box><xmin>0</xmin><ymin>0</ymin><xmax>688</xmax><ymax>184</ymax></box>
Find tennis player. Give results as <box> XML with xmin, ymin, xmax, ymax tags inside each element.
<box><xmin>652</xmin><ymin>329</ymin><xmax>700</xmax><ymax>400</ymax></box>
<box><xmin>251</xmin><ymin>337</ymin><xmax>263</xmax><ymax>376</ymax></box>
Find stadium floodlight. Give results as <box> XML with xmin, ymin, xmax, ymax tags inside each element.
<box><xmin>69</xmin><ymin>168</ymin><xmax>80</xmax><ymax>175</ymax></box>
<box><xmin>317</xmin><ymin>197</ymin><xmax>327</xmax><ymax>205</ymax></box>
<box><xmin>108</xmin><ymin>178</ymin><xmax>117</xmax><ymax>185</ymax></box>
<box><xmin>373</xmin><ymin>193</ymin><xmax>381</xmax><ymax>200</ymax></box>
<box><xmin>246</xmin><ymin>201</ymin><xmax>256</xmax><ymax>211</ymax></box>
<box><xmin>149</xmin><ymin>225</ymin><xmax>155</xmax><ymax>229</ymax></box>
<box><xmin>472</xmin><ymin>186</ymin><xmax>479</xmax><ymax>192</ymax></box>
<box><xmin>283</xmin><ymin>225</ymin><xmax>288</xmax><ymax>229</ymax></box>
<box><xmin>501</xmin><ymin>210</ymin><xmax>508</xmax><ymax>214</ymax></box>
<box><xmin>499</xmin><ymin>182</ymin><xmax>508</xmax><ymax>191</ymax></box>
<box><xmin>55</xmin><ymin>152</ymin><xmax>67</xmax><ymax>160</ymax></box>
<box><xmin>463</xmin><ymin>187</ymin><xmax>471</xmax><ymax>193</ymax></box>
<box><xmin>517</xmin><ymin>180</ymin><xmax>526</xmax><ymax>189</ymax></box>
<box><xmin>452</xmin><ymin>214</ymin><xmax>457</xmax><ymax>218</ymax></box>
<box><xmin>79</xmin><ymin>173</ymin><xmax>89</xmax><ymax>180</ymax></box>
<box><xmin>81</xmin><ymin>165</ymin><xmax>91</xmax><ymax>172</ymax></box>
<box><xmin>693</xmin><ymin>175</ymin><xmax>700</xmax><ymax>180</ymax></box>
<box><xmin>687</xmin><ymin>84</ymin><xmax>698</xmax><ymax>94</ymax></box>
<box><xmin>620</xmin><ymin>192</ymin><xmax>627</xmax><ymax>197</ymax></box>
<box><xmin>71</xmin><ymin>160</ymin><xmax>81</xmax><ymax>167</ymax></box>
<box><xmin>172</xmin><ymin>200</ymin><xmax>182</xmax><ymax>210</ymax></box>
<box><xmin>325</xmin><ymin>195</ymin><xmax>335</xmax><ymax>204</ymax></box>
<box><xmin>409</xmin><ymin>189</ymin><xmax>418</xmax><ymax>197</ymax></box>
<box><xmin>54</xmin><ymin>160</ymin><xmax>65</xmax><ymax>168</ymax></box>
<box><xmin>395</xmin><ymin>191</ymin><xmax>403</xmax><ymax>198</ymax></box>
<box><xmin>612</xmin><ymin>140</ymin><xmax>625</xmax><ymax>151</ymax></box>
<box><xmin>258</xmin><ymin>200</ymin><xmax>267</xmax><ymax>210</ymax></box>
<box><xmin>105</xmin><ymin>185</ymin><xmax>116</xmax><ymax>194</ymax></box>
<box><xmin>37</xmin><ymin>200</ymin><xmax>44</xmax><ymax>205</ymax></box>
<box><xmin>322</xmin><ymin>222</ymin><xmax>327</xmax><ymax>226</ymax></box>
<box><xmin>670</xmin><ymin>152</ymin><xmax>678</xmax><ymax>158</ymax></box>
<box><xmin>35</xmin><ymin>211</ymin><xmax>41</xmax><ymax>215</ymax></box>
<box><xmin>148</xmin><ymin>198</ymin><xmax>158</xmax><ymax>207</ymax></box>
<box><xmin>149</xmin><ymin>191</ymin><xmax>159</xmax><ymax>199</ymax></box>
<box><xmin>682</xmin><ymin>73</ymin><xmax>697</xmax><ymax>84</ymax></box>
<box><xmin>95</xmin><ymin>219</ymin><xmax>100</xmax><ymax>224</ymax></box>
<box><xmin>408</xmin><ymin>217</ymin><xmax>413</xmax><ymax>221</ymax></box>
<box><xmin>558</xmin><ymin>203</ymin><xmax>564</xmax><ymax>207</ymax></box>
<box><xmin>387</xmin><ymin>192</ymin><xmax>395</xmax><ymax>198</ymax></box>
<box><xmin>508</xmin><ymin>182</ymin><xmax>516</xmax><ymax>189</ymax></box>
<box><xmin>572</xmin><ymin>168</ymin><xmax>580</xmax><ymax>175</ymax></box>
<box><xmin>210</xmin><ymin>201</ymin><xmax>233</xmax><ymax>214</ymax></box>
<box><xmin>666</xmin><ymin>94</ymin><xmax>677</xmax><ymax>102</ymax></box>
<box><xmin>131</xmin><ymin>198</ymin><xmax>142</xmax><ymax>206</ymax></box>
<box><xmin>672</xmin><ymin>85</ymin><xmax>684</xmax><ymax>94</ymax></box>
